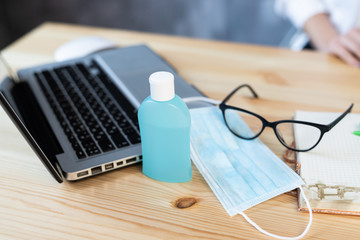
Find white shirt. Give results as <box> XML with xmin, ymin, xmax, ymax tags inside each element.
<box><xmin>275</xmin><ymin>0</ymin><xmax>360</xmax><ymax>50</ymax></box>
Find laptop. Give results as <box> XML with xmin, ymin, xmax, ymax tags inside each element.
<box><xmin>0</xmin><ymin>45</ymin><xmax>204</xmax><ymax>183</ymax></box>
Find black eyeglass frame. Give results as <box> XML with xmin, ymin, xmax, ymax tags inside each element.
<box><xmin>219</xmin><ymin>84</ymin><xmax>354</xmax><ymax>152</ymax></box>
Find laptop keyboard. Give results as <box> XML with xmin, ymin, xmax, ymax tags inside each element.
<box><xmin>34</xmin><ymin>61</ymin><xmax>141</xmax><ymax>159</ymax></box>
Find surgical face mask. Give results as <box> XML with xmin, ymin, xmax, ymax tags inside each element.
<box><xmin>190</xmin><ymin>107</ymin><xmax>312</xmax><ymax>240</ymax></box>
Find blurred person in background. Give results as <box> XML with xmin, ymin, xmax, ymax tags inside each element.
<box><xmin>276</xmin><ymin>0</ymin><xmax>360</xmax><ymax>67</ymax></box>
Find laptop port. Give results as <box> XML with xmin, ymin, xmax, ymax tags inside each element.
<box><xmin>77</xmin><ymin>170</ymin><xmax>88</xmax><ymax>177</ymax></box>
<box><xmin>117</xmin><ymin>161</ymin><xmax>124</xmax><ymax>166</ymax></box>
<box><xmin>139</xmin><ymin>155</ymin><xmax>143</xmax><ymax>160</ymax></box>
<box><xmin>105</xmin><ymin>163</ymin><xmax>114</xmax><ymax>170</ymax></box>
<box><xmin>126</xmin><ymin>157</ymin><xmax>137</xmax><ymax>164</ymax></box>
<box><xmin>91</xmin><ymin>166</ymin><xmax>102</xmax><ymax>175</ymax></box>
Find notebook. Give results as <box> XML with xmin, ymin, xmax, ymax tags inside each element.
<box><xmin>0</xmin><ymin>45</ymin><xmax>204</xmax><ymax>183</ymax></box>
<box><xmin>294</xmin><ymin>110</ymin><xmax>360</xmax><ymax>215</ymax></box>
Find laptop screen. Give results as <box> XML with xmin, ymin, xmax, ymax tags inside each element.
<box><xmin>0</xmin><ymin>53</ymin><xmax>64</xmax><ymax>183</ymax></box>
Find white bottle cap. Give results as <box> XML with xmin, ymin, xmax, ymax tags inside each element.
<box><xmin>149</xmin><ymin>71</ymin><xmax>175</xmax><ymax>101</ymax></box>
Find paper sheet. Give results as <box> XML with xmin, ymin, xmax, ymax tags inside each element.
<box><xmin>294</xmin><ymin>111</ymin><xmax>360</xmax><ymax>211</ymax></box>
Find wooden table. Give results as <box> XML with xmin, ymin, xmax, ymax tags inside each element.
<box><xmin>1</xmin><ymin>22</ymin><xmax>359</xmax><ymax>240</ymax></box>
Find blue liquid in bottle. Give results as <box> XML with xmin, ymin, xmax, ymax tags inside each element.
<box><xmin>138</xmin><ymin>72</ymin><xmax>191</xmax><ymax>183</ymax></box>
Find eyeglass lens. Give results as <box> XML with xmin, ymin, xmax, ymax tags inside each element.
<box><xmin>275</xmin><ymin>122</ymin><xmax>321</xmax><ymax>151</ymax></box>
<box><xmin>224</xmin><ymin>109</ymin><xmax>263</xmax><ymax>138</ymax></box>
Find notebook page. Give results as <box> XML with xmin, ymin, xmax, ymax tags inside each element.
<box><xmin>294</xmin><ymin>111</ymin><xmax>360</xmax><ymax>203</ymax></box>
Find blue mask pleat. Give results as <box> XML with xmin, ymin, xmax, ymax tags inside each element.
<box><xmin>191</xmin><ymin>112</ymin><xmax>255</xmax><ymax>203</ymax></box>
<box><xmin>209</xmin><ymin>109</ymin><xmax>277</xmax><ymax>200</ymax></box>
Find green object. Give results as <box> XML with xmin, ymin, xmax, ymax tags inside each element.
<box><xmin>354</xmin><ymin>131</ymin><xmax>360</xmax><ymax>136</ymax></box>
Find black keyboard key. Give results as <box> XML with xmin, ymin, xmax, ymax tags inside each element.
<box><xmin>128</xmin><ymin>134</ymin><xmax>141</xmax><ymax>144</ymax></box>
<box><xmin>78</xmin><ymin>133</ymin><xmax>92</xmax><ymax>142</ymax></box>
<box><xmin>67</xmin><ymin>134</ymin><xmax>78</xmax><ymax>145</ymax></box>
<box><xmin>107</xmin><ymin>125</ymin><xmax>118</xmax><ymax>135</ymax></box>
<box><xmin>86</xmin><ymin>147</ymin><xmax>100</xmax><ymax>156</ymax></box>
<box><xmin>111</xmin><ymin>132</ymin><xmax>130</xmax><ymax>148</ymax></box>
<box><xmin>117</xmin><ymin>118</ymin><xmax>130</xmax><ymax>128</ymax></box>
<box><xmin>89</xmin><ymin>125</ymin><xmax>101</xmax><ymax>134</ymax></box>
<box><xmin>63</xmin><ymin>126</ymin><xmax>72</xmax><ymax>136</ymax></box>
<box><xmin>94</xmin><ymin>131</ymin><xmax>106</xmax><ymax>141</ymax></box>
<box><xmin>83</xmin><ymin>141</ymin><xmax>100</xmax><ymax>156</ymax></box>
<box><xmin>76</xmin><ymin>149</ymin><xmax>86</xmax><ymax>159</ymax></box>
<box><xmin>98</xmin><ymin>138</ymin><xmax>115</xmax><ymax>152</ymax></box>
<box><xmin>76</xmin><ymin>63</ymin><xmax>92</xmax><ymax>79</ymax></box>
<box><xmin>121</xmin><ymin>126</ymin><xmax>141</xmax><ymax>144</ymax></box>
<box><xmin>71</xmin><ymin>141</ymin><xmax>81</xmax><ymax>151</ymax></box>
<box><xmin>113</xmin><ymin>111</ymin><xmax>125</xmax><ymax>122</ymax></box>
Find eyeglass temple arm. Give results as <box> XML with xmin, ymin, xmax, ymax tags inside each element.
<box><xmin>222</xmin><ymin>84</ymin><xmax>259</xmax><ymax>103</ymax></box>
<box><xmin>328</xmin><ymin>103</ymin><xmax>353</xmax><ymax>130</ymax></box>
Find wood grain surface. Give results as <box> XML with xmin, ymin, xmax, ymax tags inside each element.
<box><xmin>0</xmin><ymin>22</ymin><xmax>359</xmax><ymax>240</ymax></box>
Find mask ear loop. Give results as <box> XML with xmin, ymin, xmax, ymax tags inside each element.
<box><xmin>183</xmin><ymin>97</ymin><xmax>221</xmax><ymax>105</ymax></box>
<box><xmin>239</xmin><ymin>186</ymin><xmax>312</xmax><ymax>240</ymax></box>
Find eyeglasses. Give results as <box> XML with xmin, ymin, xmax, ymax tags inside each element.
<box><xmin>219</xmin><ymin>84</ymin><xmax>353</xmax><ymax>152</ymax></box>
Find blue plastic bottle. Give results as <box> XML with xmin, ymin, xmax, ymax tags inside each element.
<box><xmin>138</xmin><ymin>71</ymin><xmax>191</xmax><ymax>183</ymax></box>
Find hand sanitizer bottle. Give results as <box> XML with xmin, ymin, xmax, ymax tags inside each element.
<box><xmin>138</xmin><ymin>71</ymin><xmax>192</xmax><ymax>183</ymax></box>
